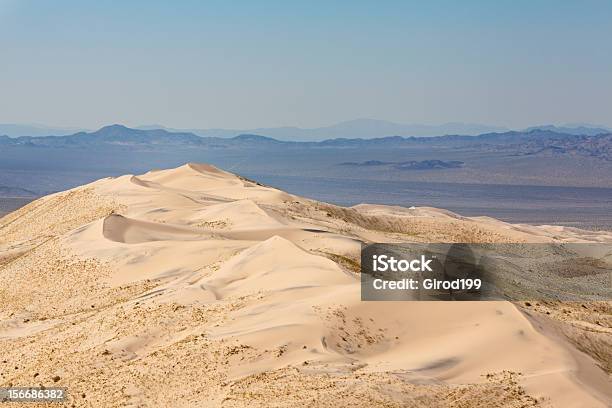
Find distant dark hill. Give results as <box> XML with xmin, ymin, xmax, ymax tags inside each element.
<box><xmin>394</xmin><ymin>160</ymin><xmax>464</xmax><ymax>170</ymax></box>
<box><xmin>24</xmin><ymin>124</ymin><xmax>206</xmax><ymax>146</ymax></box>
<box><xmin>339</xmin><ymin>160</ymin><xmax>391</xmax><ymax>166</ymax></box>
<box><xmin>230</xmin><ymin>134</ymin><xmax>284</xmax><ymax>145</ymax></box>
<box><xmin>340</xmin><ymin>160</ymin><xmax>464</xmax><ymax>170</ymax></box>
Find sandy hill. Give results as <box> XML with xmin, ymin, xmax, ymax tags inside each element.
<box><xmin>0</xmin><ymin>163</ymin><xmax>610</xmax><ymax>407</ymax></box>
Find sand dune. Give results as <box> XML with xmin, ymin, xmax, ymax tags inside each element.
<box><xmin>187</xmin><ymin>199</ymin><xmax>285</xmax><ymax>230</ymax></box>
<box><xmin>102</xmin><ymin>213</ymin><xmax>211</xmax><ymax>243</ymax></box>
<box><xmin>1</xmin><ymin>163</ymin><xmax>610</xmax><ymax>407</ymax></box>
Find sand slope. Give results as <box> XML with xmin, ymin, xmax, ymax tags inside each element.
<box><xmin>1</xmin><ymin>163</ymin><xmax>610</xmax><ymax>407</ymax></box>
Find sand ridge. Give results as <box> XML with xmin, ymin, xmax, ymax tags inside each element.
<box><xmin>1</xmin><ymin>163</ymin><xmax>610</xmax><ymax>407</ymax></box>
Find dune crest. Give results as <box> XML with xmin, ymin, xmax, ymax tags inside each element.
<box><xmin>1</xmin><ymin>163</ymin><xmax>610</xmax><ymax>407</ymax></box>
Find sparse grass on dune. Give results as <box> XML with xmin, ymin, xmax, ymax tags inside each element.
<box><xmin>0</xmin><ymin>187</ymin><xmax>125</xmax><ymax>245</ymax></box>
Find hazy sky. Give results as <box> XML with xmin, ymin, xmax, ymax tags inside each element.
<box><xmin>1</xmin><ymin>0</ymin><xmax>611</xmax><ymax>129</ymax></box>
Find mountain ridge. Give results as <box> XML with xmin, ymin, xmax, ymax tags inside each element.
<box><xmin>136</xmin><ymin>119</ymin><xmax>509</xmax><ymax>140</ymax></box>
<box><xmin>2</xmin><ymin>125</ymin><xmax>610</xmax><ymax>161</ymax></box>
<box><xmin>3</xmin><ymin>120</ymin><xmax>610</xmax><ymax>141</ymax></box>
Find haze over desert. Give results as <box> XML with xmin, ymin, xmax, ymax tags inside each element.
<box><xmin>1</xmin><ymin>163</ymin><xmax>610</xmax><ymax>407</ymax></box>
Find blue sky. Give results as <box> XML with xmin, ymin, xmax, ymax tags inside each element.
<box><xmin>1</xmin><ymin>0</ymin><xmax>611</xmax><ymax>129</ymax></box>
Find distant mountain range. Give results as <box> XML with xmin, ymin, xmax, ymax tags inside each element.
<box><xmin>1</xmin><ymin>124</ymin><xmax>610</xmax><ymax>161</ymax></box>
<box><xmin>524</xmin><ymin>124</ymin><xmax>611</xmax><ymax>136</ymax></box>
<box><xmin>136</xmin><ymin>119</ymin><xmax>510</xmax><ymax>141</ymax></box>
<box><xmin>2</xmin><ymin>123</ymin><xmax>612</xmax><ymax>198</ymax></box>
<box><xmin>0</xmin><ymin>125</ymin><xmax>276</xmax><ymax>147</ymax></box>
<box><xmin>137</xmin><ymin>119</ymin><xmax>610</xmax><ymax>140</ymax></box>
<box><xmin>2</xmin><ymin>119</ymin><xmax>610</xmax><ymax>140</ymax></box>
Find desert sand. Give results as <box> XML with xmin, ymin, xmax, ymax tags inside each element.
<box><xmin>0</xmin><ymin>163</ymin><xmax>610</xmax><ymax>407</ymax></box>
